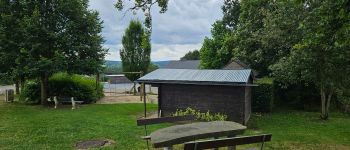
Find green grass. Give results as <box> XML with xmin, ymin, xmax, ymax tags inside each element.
<box><xmin>0</xmin><ymin>100</ymin><xmax>349</xmax><ymax>150</ymax></box>
<box><xmin>0</xmin><ymin>102</ymin><xmax>165</xmax><ymax>150</ymax></box>
<box><xmin>244</xmin><ymin>111</ymin><xmax>350</xmax><ymax>150</ymax></box>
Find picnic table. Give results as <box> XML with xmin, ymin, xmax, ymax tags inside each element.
<box><xmin>150</xmin><ymin>121</ymin><xmax>247</xmax><ymax>149</ymax></box>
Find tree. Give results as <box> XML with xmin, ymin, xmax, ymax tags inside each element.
<box><xmin>115</xmin><ymin>0</ymin><xmax>169</xmax><ymax>32</ymax></box>
<box><xmin>234</xmin><ymin>0</ymin><xmax>307</xmax><ymax>76</ymax></box>
<box><xmin>221</xmin><ymin>0</ymin><xmax>240</xmax><ymax>29</ymax></box>
<box><xmin>120</xmin><ymin>20</ymin><xmax>151</xmax><ymax>92</ymax></box>
<box><xmin>271</xmin><ymin>0</ymin><xmax>350</xmax><ymax>120</ymax></box>
<box><xmin>180</xmin><ymin>50</ymin><xmax>200</xmax><ymax>61</ymax></box>
<box><xmin>199</xmin><ymin>0</ymin><xmax>240</xmax><ymax>69</ymax></box>
<box><xmin>200</xmin><ymin>21</ymin><xmax>232</xmax><ymax>69</ymax></box>
<box><xmin>20</xmin><ymin>0</ymin><xmax>106</xmax><ymax>105</ymax></box>
<box><xmin>0</xmin><ymin>0</ymin><xmax>28</xmax><ymax>94</ymax></box>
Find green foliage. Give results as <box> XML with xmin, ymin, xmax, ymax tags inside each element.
<box><xmin>180</xmin><ymin>50</ymin><xmax>200</xmax><ymax>61</ymax></box>
<box><xmin>200</xmin><ymin>21</ymin><xmax>233</xmax><ymax>69</ymax></box>
<box><xmin>173</xmin><ymin>107</ymin><xmax>228</xmax><ymax>121</ymax></box>
<box><xmin>104</xmin><ymin>65</ymin><xmax>122</xmax><ymax>74</ymax></box>
<box><xmin>336</xmin><ymin>89</ymin><xmax>350</xmax><ymax>113</ymax></box>
<box><xmin>120</xmin><ymin>20</ymin><xmax>151</xmax><ymax>81</ymax></box>
<box><xmin>252</xmin><ymin>82</ymin><xmax>273</xmax><ymax>112</ymax></box>
<box><xmin>147</xmin><ymin>63</ymin><xmax>159</xmax><ymax>73</ymax></box>
<box><xmin>19</xmin><ymin>80</ymin><xmax>40</xmax><ymax>104</ymax></box>
<box><xmin>20</xmin><ymin>73</ymin><xmax>103</xmax><ymax>104</ymax></box>
<box><xmin>221</xmin><ymin>0</ymin><xmax>240</xmax><ymax>29</ymax></box>
<box><xmin>1</xmin><ymin>0</ymin><xmax>107</xmax><ymax>104</ymax></box>
<box><xmin>115</xmin><ymin>0</ymin><xmax>169</xmax><ymax>31</ymax></box>
<box><xmin>270</xmin><ymin>1</ymin><xmax>350</xmax><ymax>119</ymax></box>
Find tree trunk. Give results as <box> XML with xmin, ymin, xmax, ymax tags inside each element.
<box><xmin>96</xmin><ymin>73</ymin><xmax>100</xmax><ymax>99</ymax></box>
<box><xmin>320</xmin><ymin>87</ymin><xmax>327</xmax><ymax>120</ymax></box>
<box><xmin>15</xmin><ymin>79</ymin><xmax>20</xmax><ymax>95</ymax></box>
<box><xmin>320</xmin><ymin>86</ymin><xmax>333</xmax><ymax>120</ymax></box>
<box><xmin>325</xmin><ymin>92</ymin><xmax>333</xmax><ymax>119</ymax></box>
<box><xmin>133</xmin><ymin>82</ymin><xmax>137</xmax><ymax>95</ymax></box>
<box><xmin>20</xmin><ymin>76</ymin><xmax>25</xmax><ymax>94</ymax></box>
<box><xmin>40</xmin><ymin>73</ymin><xmax>49</xmax><ymax>106</ymax></box>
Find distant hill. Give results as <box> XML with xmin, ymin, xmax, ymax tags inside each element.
<box><xmin>105</xmin><ymin>60</ymin><xmax>171</xmax><ymax>68</ymax></box>
<box><xmin>105</xmin><ymin>60</ymin><xmax>121</xmax><ymax>67</ymax></box>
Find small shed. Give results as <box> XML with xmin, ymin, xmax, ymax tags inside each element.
<box><xmin>137</xmin><ymin>69</ymin><xmax>254</xmax><ymax>124</ymax></box>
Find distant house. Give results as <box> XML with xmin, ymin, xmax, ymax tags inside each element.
<box><xmin>105</xmin><ymin>75</ymin><xmax>131</xmax><ymax>84</ymax></box>
<box><xmin>164</xmin><ymin>60</ymin><xmax>200</xmax><ymax>69</ymax></box>
<box><xmin>137</xmin><ymin>69</ymin><xmax>255</xmax><ymax>124</ymax></box>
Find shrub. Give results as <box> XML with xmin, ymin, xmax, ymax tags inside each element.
<box><xmin>252</xmin><ymin>82</ymin><xmax>273</xmax><ymax>112</ymax></box>
<box><xmin>273</xmin><ymin>81</ymin><xmax>320</xmax><ymax>111</ymax></box>
<box><xmin>20</xmin><ymin>80</ymin><xmax>41</xmax><ymax>104</ymax></box>
<box><xmin>20</xmin><ymin>73</ymin><xmax>103</xmax><ymax>104</ymax></box>
<box><xmin>173</xmin><ymin>107</ymin><xmax>228</xmax><ymax>121</ymax></box>
<box><xmin>336</xmin><ymin>89</ymin><xmax>350</xmax><ymax>113</ymax></box>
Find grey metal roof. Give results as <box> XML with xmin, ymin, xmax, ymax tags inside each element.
<box><xmin>164</xmin><ymin>60</ymin><xmax>200</xmax><ymax>69</ymax></box>
<box><xmin>137</xmin><ymin>69</ymin><xmax>253</xmax><ymax>86</ymax></box>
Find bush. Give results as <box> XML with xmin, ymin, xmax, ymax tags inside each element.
<box><xmin>336</xmin><ymin>89</ymin><xmax>350</xmax><ymax>113</ymax></box>
<box><xmin>20</xmin><ymin>80</ymin><xmax>41</xmax><ymax>104</ymax></box>
<box><xmin>21</xmin><ymin>73</ymin><xmax>103</xmax><ymax>104</ymax></box>
<box><xmin>252</xmin><ymin>82</ymin><xmax>273</xmax><ymax>112</ymax></box>
<box><xmin>273</xmin><ymin>81</ymin><xmax>320</xmax><ymax>111</ymax></box>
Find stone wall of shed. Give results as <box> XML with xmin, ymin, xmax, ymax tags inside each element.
<box><xmin>159</xmin><ymin>84</ymin><xmax>247</xmax><ymax>124</ymax></box>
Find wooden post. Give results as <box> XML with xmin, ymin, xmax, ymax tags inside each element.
<box><xmin>227</xmin><ymin>135</ymin><xmax>236</xmax><ymax>150</ymax></box>
<box><xmin>143</xmin><ymin>82</ymin><xmax>146</xmax><ymax>118</ymax></box>
<box><xmin>5</xmin><ymin>89</ymin><xmax>14</xmax><ymax>102</ymax></box>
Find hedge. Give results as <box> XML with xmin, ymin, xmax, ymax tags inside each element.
<box><xmin>20</xmin><ymin>73</ymin><xmax>103</xmax><ymax>104</ymax></box>
<box><xmin>252</xmin><ymin>82</ymin><xmax>274</xmax><ymax>112</ymax></box>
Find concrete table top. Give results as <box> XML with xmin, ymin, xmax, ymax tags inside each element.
<box><xmin>150</xmin><ymin>121</ymin><xmax>247</xmax><ymax>148</ymax></box>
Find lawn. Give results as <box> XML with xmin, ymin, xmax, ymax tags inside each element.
<box><xmin>0</xmin><ymin>100</ymin><xmax>349</xmax><ymax>150</ymax></box>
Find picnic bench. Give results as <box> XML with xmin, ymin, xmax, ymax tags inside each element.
<box><xmin>47</xmin><ymin>96</ymin><xmax>83</xmax><ymax>109</ymax></box>
<box><xmin>137</xmin><ymin>117</ymin><xmax>272</xmax><ymax>150</ymax></box>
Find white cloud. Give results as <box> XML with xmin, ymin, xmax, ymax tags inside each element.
<box><xmin>89</xmin><ymin>0</ymin><xmax>223</xmax><ymax>61</ymax></box>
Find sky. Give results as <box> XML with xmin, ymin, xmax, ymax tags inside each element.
<box><xmin>88</xmin><ymin>0</ymin><xmax>224</xmax><ymax>61</ymax></box>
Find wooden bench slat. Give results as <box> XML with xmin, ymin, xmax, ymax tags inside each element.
<box><xmin>141</xmin><ymin>135</ymin><xmax>151</xmax><ymax>140</ymax></box>
<box><xmin>137</xmin><ymin>115</ymin><xmax>195</xmax><ymax>126</ymax></box>
<box><xmin>183</xmin><ymin>134</ymin><xmax>272</xmax><ymax>150</ymax></box>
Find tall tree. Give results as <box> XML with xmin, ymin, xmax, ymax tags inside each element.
<box><xmin>234</xmin><ymin>0</ymin><xmax>306</xmax><ymax>76</ymax></box>
<box><xmin>120</xmin><ymin>20</ymin><xmax>151</xmax><ymax>92</ymax></box>
<box><xmin>271</xmin><ymin>0</ymin><xmax>350</xmax><ymax>120</ymax></box>
<box><xmin>180</xmin><ymin>50</ymin><xmax>200</xmax><ymax>61</ymax></box>
<box><xmin>0</xmin><ymin>0</ymin><xmax>28</xmax><ymax>93</ymax></box>
<box><xmin>21</xmin><ymin>0</ymin><xmax>106</xmax><ymax>105</ymax></box>
<box><xmin>221</xmin><ymin>0</ymin><xmax>240</xmax><ymax>29</ymax></box>
<box><xmin>199</xmin><ymin>0</ymin><xmax>240</xmax><ymax>69</ymax></box>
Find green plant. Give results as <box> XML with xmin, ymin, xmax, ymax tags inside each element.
<box><xmin>19</xmin><ymin>80</ymin><xmax>41</xmax><ymax>104</ymax></box>
<box><xmin>252</xmin><ymin>82</ymin><xmax>273</xmax><ymax>112</ymax></box>
<box><xmin>173</xmin><ymin>107</ymin><xmax>227</xmax><ymax>121</ymax></box>
<box><xmin>20</xmin><ymin>73</ymin><xmax>103</xmax><ymax>104</ymax></box>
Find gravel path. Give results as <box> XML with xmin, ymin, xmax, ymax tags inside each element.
<box><xmin>97</xmin><ymin>93</ymin><xmax>158</xmax><ymax>104</ymax></box>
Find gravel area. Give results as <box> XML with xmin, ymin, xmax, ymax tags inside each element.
<box><xmin>97</xmin><ymin>93</ymin><xmax>158</xmax><ymax>104</ymax></box>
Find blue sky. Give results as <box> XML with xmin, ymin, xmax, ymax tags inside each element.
<box><xmin>88</xmin><ymin>0</ymin><xmax>223</xmax><ymax>61</ymax></box>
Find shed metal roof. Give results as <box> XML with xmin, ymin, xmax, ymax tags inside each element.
<box><xmin>137</xmin><ymin>69</ymin><xmax>253</xmax><ymax>86</ymax></box>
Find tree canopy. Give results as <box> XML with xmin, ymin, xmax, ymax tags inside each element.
<box><xmin>0</xmin><ymin>0</ymin><xmax>107</xmax><ymax>105</ymax></box>
<box><xmin>271</xmin><ymin>0</ymin><xmax>350</xmax><ymax>119</ymax></box>
<box><xmin>180</xmin><ymin>50</ymin><xmax>200</xmax><ymax>61</ymax></box>
<box><xmin>200</xmin><ymin>0</ymin><xmax>350</xmax><ymax>119</ymax></box>
<box><xmin>120</xmin><ymin>20</ymin><xmax>151</xmax><ymax>81</ymax></box>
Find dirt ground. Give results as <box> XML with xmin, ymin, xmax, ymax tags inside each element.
<box><xmin>97</xmin><ymin>93</ymin><xmax>158</xmax><ymax>104</ymax></box>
